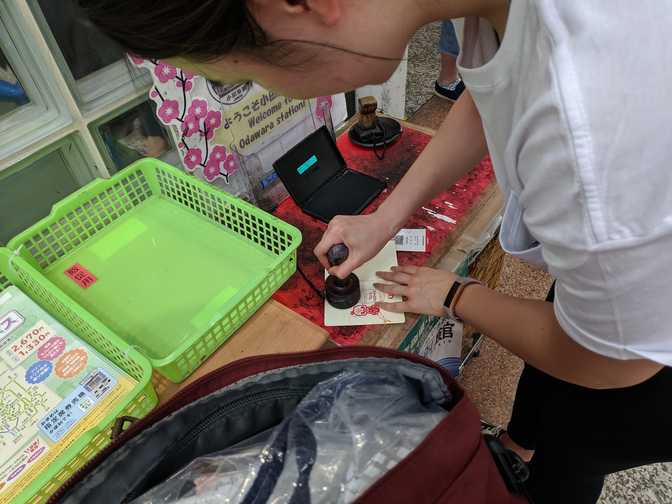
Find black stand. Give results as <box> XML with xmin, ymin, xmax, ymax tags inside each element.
<box><xmin>348</xmin><ymin>116</ymin><xmax>402</xmax><ymax>149</ymax></box>
<box><xmin>325</xmin><ymin>244</ymin><xmax>361</xmax><ymax>310</ymax></box>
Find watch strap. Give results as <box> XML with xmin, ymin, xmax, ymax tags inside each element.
<box><xmin>443</xmin><ymin>276</ymin><xmax>482</xmax><ymax>321</ymax></box>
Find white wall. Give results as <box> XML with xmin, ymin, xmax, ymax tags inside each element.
<box><xmin>356</xmin><ymin>47</ymin><xmax>409</xmax><ymax>119</ymax></box>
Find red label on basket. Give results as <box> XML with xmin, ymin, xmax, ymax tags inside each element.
<box><xmin>64</xmin><ymin>263</ymin><xmax>97</xmax><ymax>289</ymax></box>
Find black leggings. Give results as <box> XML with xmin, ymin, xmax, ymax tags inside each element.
<box><xmin>507</xmin><ymin>286</ymin><xmax>672</xmax><ymax>504</ymax></box>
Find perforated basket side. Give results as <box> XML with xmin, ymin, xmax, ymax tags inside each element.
<box><xmin>145</xmin><ymin>162</ymin><xmax>301</xmax><ymax>381</ymax></box>
<box><xmin>155</xmin><ymin>164</ymin><xmax>295</xmax><ymax>257</ymax></box>
<box><xmin>160</xmin><ymin>251</ymin><xmax>297</xmax><ymax>381</ymax></box>
<box><xmin>16</xmin><ymin>169</ymin><xmax>154</xmax><ymax>270</ymax></box>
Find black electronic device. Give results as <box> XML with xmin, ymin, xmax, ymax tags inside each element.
<box><xmin>273</xmin><ymin>126</ymin><xmax>385</xmax><ymax>223</ymax></box>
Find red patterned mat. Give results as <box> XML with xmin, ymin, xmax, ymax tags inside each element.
<box><xmin>273</xmin><ymin>126</ymin><xmax>494</xmax><ymax>345</ymax></box>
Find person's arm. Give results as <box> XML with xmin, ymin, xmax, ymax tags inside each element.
<box><xmin>315</xmin><ymin>90</ymin><xmax>488</xmax><ymax>277</ymax></box>
<box><xmin>376</xmin><ymin>89</ymin><xmax>488</xmax><ymax>233</ymax></box>
<box><xmin>375</xmin><ymin>266</ymin><xmax>663</xmax><ymax>389</ymax></box>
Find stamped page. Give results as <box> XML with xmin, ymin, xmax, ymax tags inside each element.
<box><xmin>324</xmin><ymin>241</ymin><xmax>406</xmax><ymax>327</ymax></box>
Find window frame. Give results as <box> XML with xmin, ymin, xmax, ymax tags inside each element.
<box><xmin>0</xmin><ymin>2</ymin><xmax>70</xmax><ymax>162</ymax></box>
<box><xmin>0</xmin><ymin>133</ymin><xmax>98</xmax><ymax>245</ymax></box>
<box><xmin>27</xmin><ymin>0</ymin><xmax>152</xmax><ymax>114</ymax></box>
<box><xmin>89</xmin><ymin>95</ymin><xmax>180</xmax><ymax>174</ymax></box>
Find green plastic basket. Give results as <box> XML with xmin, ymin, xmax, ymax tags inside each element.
<box><xmin>0</xmin><ymin>248</ymin><xmax>157</xmax><ymax>504</ymax></box>
<box><xmin>9</xmin><ymin>159</ymin><xmax>301</xmax><ymax>383</ymax></box>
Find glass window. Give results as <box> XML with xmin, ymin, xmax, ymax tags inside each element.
<box><xmin>0</xmin><ymin>48</ymin><xmax>29</xmax><ymax>119</ymax></box>
<box><xmin>37</xmin><ymin>0</ymin><xmax>120</xmax><ymax>80</ymax></box>
<box><xmin>0</xmin><ymin>6</ymin><xmax>69</xmax><ymax>160</ymax></box>
<box><xmin>92</xmin><ymin>99</ymin><xmax>179</xmax><ymax>173</ymax></box>
<box><xmin>31</xmin><ymin>0</ymin><xmax>149</xmax><ymax>111</ymax></box>
<box><xmin>0</xmin><ymin>138</ymin><xmax>94</xmax><ymax>245</ymax></box>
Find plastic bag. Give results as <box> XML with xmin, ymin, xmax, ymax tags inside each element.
<box><xmin>129</xmin><ymin>429</ymin><xmax>273</xmax><ymax>504</ymax></box>
<box><xmin>133</xmin><ymin>370</ymin><xmax>448</xmax><ymax>504</ymax></box>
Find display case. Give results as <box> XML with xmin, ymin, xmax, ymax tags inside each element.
<box><xmin>90</xmin><ymin>97</ymin><xmax>180</xmax><ymax>174</ymax></box>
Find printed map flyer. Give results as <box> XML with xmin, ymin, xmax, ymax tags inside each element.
<box><xmin>0</xmin><ymin>286</ymin><xmax>136</xmax><ymax>502</ymax></box>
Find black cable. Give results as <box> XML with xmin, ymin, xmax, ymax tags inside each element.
<box><xmin>297</xmin><ymin>263</ymin><xmax>325</xmax><ymax>300</ymax></box>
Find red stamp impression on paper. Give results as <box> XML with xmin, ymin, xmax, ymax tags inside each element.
<box><xmin>350</xmin><ymin>304</ymin><xmax>381</xmax><ymax>317</ymax></box>
<box><xmin>65</xmin><ymin>263</ymin><xmax>97</xmax><ymax>289</ymax></box>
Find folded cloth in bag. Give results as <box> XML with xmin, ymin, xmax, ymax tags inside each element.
<box><xmin>51</xmin><ymin>348</ymin><xmax>529</xmax><ymax>504</ymax></box>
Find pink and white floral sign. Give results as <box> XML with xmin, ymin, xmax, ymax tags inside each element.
<box><xmin>129</xmin><ymin>55</ymin><xmax>339</xmax><ymax>206</ymax></box>
<box><xmin>130</xmin><ymin>56</ymin><xmax>239</xmax><ymax>184</ymax></box>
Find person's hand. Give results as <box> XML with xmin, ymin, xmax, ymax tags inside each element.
<box><xmin>314</xmin><ymin>212</ymin><xmax>395</xmax><ymax>279</ymax></box>
<box><xmin>374</xmin><ymin>266</ymin><xmax>456</xmax><ymax>316</ymax></box>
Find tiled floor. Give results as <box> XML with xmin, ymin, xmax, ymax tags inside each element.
<box><xmin>405</xmin><ymin>21</ymin><xmax>672</xmax><ymax>504</ymax></box>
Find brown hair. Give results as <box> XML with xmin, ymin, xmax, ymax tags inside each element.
<box><xmin>79</xmin><ymin>0</ymin><xmax>404</xmax><ymax>66</ymax></box>
<box><xmin>78</xmin><ymin>0</ymin><xmax>266</xmax><ymax>61</ymax></box>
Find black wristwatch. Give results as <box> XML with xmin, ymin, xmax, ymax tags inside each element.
<box><xmin>443</xmin><ymin>276</ymin><xmax>482</xmax><ymax>321</ymax></box>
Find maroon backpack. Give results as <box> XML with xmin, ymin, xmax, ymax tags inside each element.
<box><xmin>51</xmin><ymin>348</ymin><xmax>529</xmax><ymax>503</ymax></box>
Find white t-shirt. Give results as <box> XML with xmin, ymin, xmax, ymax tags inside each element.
<box><xmin>457</xmin><ymin>0</ymin><xmax>672</xmax><ymax>365</ymax></box>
